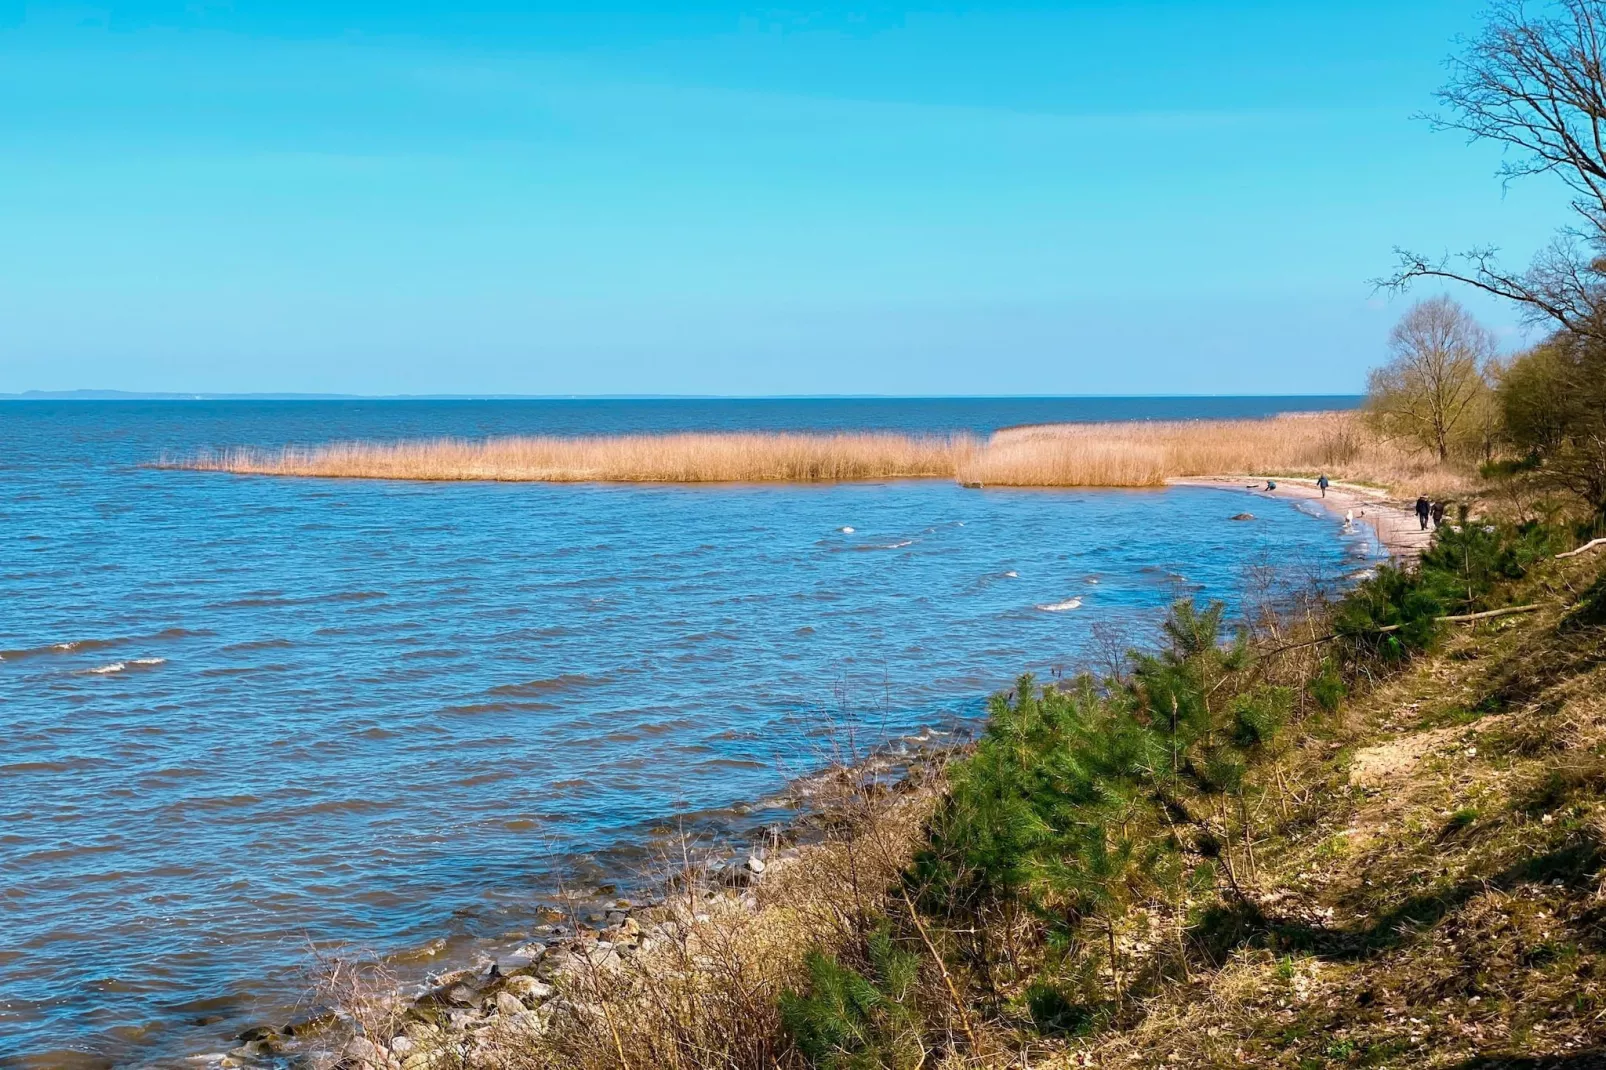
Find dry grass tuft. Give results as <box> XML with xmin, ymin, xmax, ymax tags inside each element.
<box><xmin>166</xmin><ymin>412</ymin><xmax>1477</xmax><ymax>494</ymax></box>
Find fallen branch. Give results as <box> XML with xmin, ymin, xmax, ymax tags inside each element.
<box><xmin>1406</xmin><ymin>603</ymin><xmax>1546</xmax><ymax>628</ymax></box>
<box><xmin>1264</xmin><ymin>604</ymin><xmax>1546</xmax><ymax>654</ymax></box>
<box><xmin>1557</xmin><ymin>538</ymin><xmax>1606</xmax><ymax>559</ymax></box>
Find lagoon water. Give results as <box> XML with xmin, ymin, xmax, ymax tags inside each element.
<box><xmin>0</xmin><ymin>397</ymin><xmax>1372</xmax><ymax>1066</ymax></box>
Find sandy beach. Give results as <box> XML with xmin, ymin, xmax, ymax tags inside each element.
<box><xmin>1169</xmin><ymin>475</ymin><xmax>1434</xmax><ymax>560</ymax></box>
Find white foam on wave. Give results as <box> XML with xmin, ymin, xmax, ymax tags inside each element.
<box><xmin>84</xmin><ymin>658</ymin><xmax>165</xmax><ymax>675</ymax></box>
<box><xmin>884</xmin><ymin>540</ymin><xmax>913</xmax><ymax>549</ymax></box>
<box><xmin>839</xmin><ymin>526</ymin><xmax>855</xmax><ymax>534</ymax></box>
<box><xmin>1035</xmin><ymin>598</ymin><xmax>1083</xmax><ymax>612</ymax></box>
<box><xmin>1003</xmin><ymin>570</ymin><xmax>1018</xmax><ymax>578</ymax></box>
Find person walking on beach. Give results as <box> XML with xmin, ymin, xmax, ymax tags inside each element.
<box><xmin>1431</xmin><ymin>500</ymin><xmax>1447</xmax><ymax>528</ymax></box>
<box><xmin>1415</xmin><ymin>496</ymin><xmax>1431</xmax><ymax>531</ymax></box>
<box><xmin>1317</xmin><ymin>474</ymin><xmax>1330</xmax><ymax>497</ymax></box>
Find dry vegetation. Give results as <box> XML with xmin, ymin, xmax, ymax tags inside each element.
<box><xmin>966</xmin><ymin>412</ymin><xmax>1477</xmax><ymax>495</ymax></box>
<box><xmin>173</xmin><ymin>432</ymin><xmax>973</xmax><ymax>484</ymax></box>
<box><xmin>168</xmin><ymin>412</ymin><xmax>1475</xmax><ymax>495</ymax></box>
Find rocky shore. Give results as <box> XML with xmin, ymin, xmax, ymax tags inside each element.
<box><xmin>217</xmin><ymin>739</ymin><xmax>960</xmax><ymax>1070</ymax></box>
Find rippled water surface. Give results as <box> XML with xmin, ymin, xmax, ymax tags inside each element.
<box><xmin>0</xmin><ymin>398</ymin><xmax>1373</xmax><ymax>1065</ymax></box>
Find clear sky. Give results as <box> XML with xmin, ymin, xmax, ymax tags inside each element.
<box><xmin>0</xmin><ymin>1</ymin><xmax>1570</xmax><ymax>396</ymax></box>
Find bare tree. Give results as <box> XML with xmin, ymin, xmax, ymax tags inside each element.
<box><xmin>1378</xmin><ymin>0</ymin><xmax>1606</xmax><ymax>338</ymax></box>
<box><xmin>1366</xmin><ymin>297</ymin><xmax>1497</xmax><ymax>460</ymax></box>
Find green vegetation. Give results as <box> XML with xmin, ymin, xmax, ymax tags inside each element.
<box><xmin>775</xmin><ymin>520</ymin><xmax>1606</xmax><ymax>1068</ymax></box>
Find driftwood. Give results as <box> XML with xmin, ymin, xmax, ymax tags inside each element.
<box><xmin>1381</xmin><ymin>603</ymin><xmax>1546</xmax><ymax>630</ymax></box>
<box><xmin>1266</xmin><ymin>604</ymin><xmax>1546</xmax><ymax>654</ymax></box>
<box><xmin>1557</xmin><ymin>538</ymin><xmax>1606</xmax><ymax>559</ymax></box>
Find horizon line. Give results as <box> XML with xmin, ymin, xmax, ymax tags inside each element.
<box><xmin>0</xmin><ymin>390</ymin><xmax>1367</xmax><ymax>402</ymax></box>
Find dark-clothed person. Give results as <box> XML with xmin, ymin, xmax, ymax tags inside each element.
<box><xmin>1415</xmin><ymin>496</ymin><xmax>1431</xmax><ymax>531</ymax></box>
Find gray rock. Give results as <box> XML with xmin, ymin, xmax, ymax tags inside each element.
<box><xmin>501</xmin><ymin>975</ymin><xmax>554</xmax><ymax>1004</ymax></box>
<box><xmin>494</xmin><ymin>943</ymin><xmax>546</xmax><ymax>972</ymax></box>
<box><xmin>535</xmin><ymin>947</ymin><xmax>574</xmax><ymax>979</ymax></box>
<box><xmin>492</xmin><ymin>991</ymin><xmax>526</xmax><ymax>1017</ymax></box>
<box><xmin>443</xmin><ymin>983</ymin><xmax>481</xmax><ymax>1007</ymax></box>
<box><xmin>574</xmin><ymin>944</ymin><xmax>622</xmax><ymax>973</ymax></box>
<box><xmin>501</xmin><ymin>1009</ymin><xmax>549</xmax><ymax>1037</ymax></box>
<box><xmin>341</xmin><ymin>1035</ymin><xmax>396</xmax><ymax>1069</ymax></box>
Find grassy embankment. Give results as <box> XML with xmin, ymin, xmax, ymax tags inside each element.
<box><xmin>170</xmin><ymin>412</ymin><xmax>1472</xmax><ymax>495</ymax></box>
<box><xmin>319</xmin><ymin>513</ymin><xmax>1606</xmax><ymax>1070</ymax></box>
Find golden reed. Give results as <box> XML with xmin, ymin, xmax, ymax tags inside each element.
<box><xmin>174</xmin><ymin>432</ymin><xmax>973</xmax><ymax>484</ymax></box>
<box><xmin>166</xmin><ymin>413</ymin><xmax>1471</xmax><ymax>492</ymax></box>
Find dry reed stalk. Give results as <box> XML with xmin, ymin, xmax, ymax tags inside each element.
<box><xmin>166</xmin><ymin>413</ymin><xmax>1477</xmax><ymax>493</ymax></box>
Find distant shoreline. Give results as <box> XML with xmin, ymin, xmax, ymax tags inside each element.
<box><xmin>155</xmin><ymin>412</ymin><xmax>1467</xmax><ymax>501</ymax></box>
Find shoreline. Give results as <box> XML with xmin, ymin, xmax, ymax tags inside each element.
<box><xmin>1167</xmin><ymin>474</ymin><xmax>1433</xmax><ymax>560</ymax></box>
<box><xmin>181</xmin><ymin>476</ymin><xmax>1403</xmax><ymax>1069</ymax></box>
<box><xmin>222</xmin><ymin>743</ymin><xmax>961</xmax><ymax>1068</ymax></box>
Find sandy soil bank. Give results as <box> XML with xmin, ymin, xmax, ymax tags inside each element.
<box><xmin>1169</xmin><ymin>475</ymin><xmax>1434</xmax><ymax>560</ymax></box>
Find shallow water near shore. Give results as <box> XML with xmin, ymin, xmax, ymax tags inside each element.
<box><xmin>0</xmin><ymin>398</ymin><xmax>1374</xmax><ymax>1066</ymax></box>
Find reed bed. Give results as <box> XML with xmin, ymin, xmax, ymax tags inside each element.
<box><xmin>174</xmin><ymin>432</ymin><xmax>976</xmax><ymax>484</ymax></box>
<box><xmin>958</xmin><ymin>411</ymin><xmax>1478</xmax><ymax>494</ymax></box>
<box><xmin>168</xmin><ymin>412</ymin><xmax>1476</xmax><ymax>494</ymax></box>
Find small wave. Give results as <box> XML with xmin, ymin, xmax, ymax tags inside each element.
<box><xmin>83</xmin><ymin>658</ymin><xmax>165</xmax><ymax>675</ymax></box>
<box><xmin>490</xmin><ymin>673</ymin><xmax>604</xmax><ymax>697</ymax></box>
<box><xmin>221</xmin><ymin>638</ymin><xmax>294</xmax><ymax>653</ymax></box>
<box><xmin>1</xmin><ymin>637</ymin><xmax>120</xmax><ymax>661</ymax></box>
<box><xmin>849</xmin><ymin>538</ymin><xmax>916</xmax><ymax>552</ymax></box>
<box><xmin>1035</xmin><ymin>598</ymin><xmax>1083</xmax><ymax>612</ymax></box>
<box><xmin>839</xmin><ymin>526</ymin><xmax>855</xmax><ymax>533</ymax></box>
<box><xmin>1003</xmin><ymin>570</ymin><xmax>1018</xmax><ymax>578</ymax></box>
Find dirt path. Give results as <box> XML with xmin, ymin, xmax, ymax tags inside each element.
<box><xmin>1168</xmin><ymin>475</ymin><xmax>1433</xmax><ymax>560</ymax></box>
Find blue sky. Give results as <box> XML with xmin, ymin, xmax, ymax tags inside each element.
<box><xmin>0</xmin><ymin>1</ymin><xmax>1570</xmax><ymax>395</ymax></box>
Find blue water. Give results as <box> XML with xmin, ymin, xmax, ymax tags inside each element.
<box><xmin>0</xmin><ymin>398</ymin><xmax>1372</xmax><ymax>1066</ymax></box>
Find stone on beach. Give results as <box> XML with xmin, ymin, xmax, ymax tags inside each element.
<box><xmin>442</xmin><ymin>983</ymin><xmax>480</xmax><ymax>1007</ymax></box>
<box><xmin>500</xmin><ymin>974</ymin><xmax>554</xmax><ymax>1004</ymax></box>
<box><xmin>492</xmin><ymin>990</ymin><xmax>527</xmax><ymax>1017</ymax></box>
